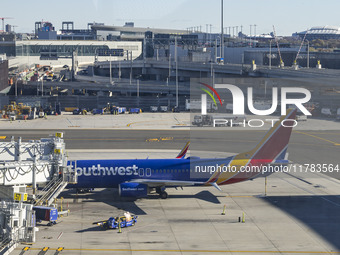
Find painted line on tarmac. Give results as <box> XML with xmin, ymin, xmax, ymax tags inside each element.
<box><xmin>66</xmin><ymin>149</ymin><xmax>181</xmax><ymax>153</ymax></box>
<box><xmin>65</xmin><ymin>138</ymin><xmax>138</xmax><ymax>141</ymax></box>
<box><xmin>15</xmin><ymin>247</ymin><xmax>340</xmax><ymax>253</ymax></box>
<box><xmin>127</xmin><ymin>121</ymin><xmax>148</xmax><ymax>127</ymax></box>
<box><xmin>294</xmin><ymin>131</ymin><xmax>340</xmax><ymax>146</ymax></box>
<box><xmin>127</xmin><ymin>120</ymin><xmax>171</xmax><ymax>127</ymax></box>
<box><xmin>306</xmin><ymin>132</ymin><xmax>340</xmax><ymax>135</ymax></box>
<box><xmin>226</xmin><ymin>195</ymin><xmax>254</xmax><ymax>198</ymax></box>
<box><xmin>127</xmin><ymin>119</ymin><xmax>187</xmax><ymax>127</ymax></box>
<box><xmin>146</xmin><ymin>137</ymin><xmax>174</xmax><ymax>142</ymax></box>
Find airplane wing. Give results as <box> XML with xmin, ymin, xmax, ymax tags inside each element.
<box><xmin>129</xmin><ymin>179</ymin><xmax>222</xmax><ymax>191</ymax></box>
<box><xmin>176</xmin><ymin>141</ymin><xmax>190</xmax><ymax>159</ymax></box>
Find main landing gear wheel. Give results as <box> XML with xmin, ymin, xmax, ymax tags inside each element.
<box><xmin>160</xmin><ymin>191</ymin><xmax>168</xmax><ymax>199</ymax></box>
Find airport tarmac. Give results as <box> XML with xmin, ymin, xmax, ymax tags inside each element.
<box><xmin>0</xmin><ymin>127</ymin><xmax>339</xmax><ymax>179</ymax></box>
<box><xmin>1</xmin><ymin>113</ymin><xmax>339</xmax><ymax>254</ymax></box>
<box><xmin>0</xmin><ymin>112</ymin><xmax>340</xmax><ymax>131</ymax></box>
<box><xmin>11</xmin><ymin>151</ymin><xmax>340</xmax><ymax>255</ymax></box>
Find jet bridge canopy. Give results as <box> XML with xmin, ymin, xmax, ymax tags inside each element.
<box><xmin>0</xmin><ymin>133</ymin><xmax>76</xmax><ymax>203</ymax></box>
<box><xmin>0</xmin><ymin>133</ymin><xmax>74</xmax><ymax>186</ymax></box>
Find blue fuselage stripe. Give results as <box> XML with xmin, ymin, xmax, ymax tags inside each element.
<box><xmin>68</xmin><ymin>157</ymin><xmax>233</xmax><ymax>189</ymax></box>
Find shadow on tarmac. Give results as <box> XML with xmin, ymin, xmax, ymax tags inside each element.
<box><xmin>76</xmin><ymin>226</ymin><xmax>104</xmax><ymax>233</ymax></box>
<box><xmin>60</xmin><ymin>188</ymin><xmax>221</xmax><ymax>218</ymax></box>
<box><xmin>261</xmin><ymin>195</ymin><xmax>340</xmax><ymax>251</ymax></box>
<box><xmin>148</xmin><ymin>190</ymin><xmax>222</xmax><ymax>204</ymax></box>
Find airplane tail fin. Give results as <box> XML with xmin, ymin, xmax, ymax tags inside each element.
<box><xmin>206</xmin><ymin>109</ymin><xmax>296</xmax><ymax>186</ymax></box>
<box><xmin>176</xmin><ymin>141</ymin><xmax>190</xmax><ymax>159</ymax></box>
<box><xmin>240</xmin><ymin>108</ymin><xmax>297</xmax><ymax>162</ymax></box>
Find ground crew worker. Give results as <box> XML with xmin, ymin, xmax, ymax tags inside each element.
<box><xmin>124</xmin><ymin>211</ymin><xmax>132</xmax><ymax>221</ymax></box>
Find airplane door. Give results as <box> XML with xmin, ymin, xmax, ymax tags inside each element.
<box><xmin>67</xmin><ymin>160</ymin><xmax>78</xmax><ymax>183</ymax></box>
<box><xmin>146</xmin><ymin>168</ymin><xmax>151</xmax><ymax>177</ymax></box>
<box><xmin>69</xmin><ymin>160</ymin><xmax>77</xmax><ymax>171</ymax></box>
<box><xmin>139</xmin><ymin>168</ymin><xmax>144</xmax><ymax>177</ymax></box>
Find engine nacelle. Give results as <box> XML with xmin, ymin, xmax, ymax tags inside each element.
<box><xmin>119</xmin><ymin>183</ymin><xmax>148</xmax><ymax>198</ymax></box>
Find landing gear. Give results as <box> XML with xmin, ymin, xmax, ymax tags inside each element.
<box><xmin>76</xmin><ymin>188</ymin><xmax>94</xmax><ymax>194</ymax></box>
<box><xmin>156</xmin><ymin>187</ymin><xmax>168</xmax><ymax>199</ymax></box>
<box><xmin>160</xmin><ymin>191</ymin><xmax>168</xmax><ymax>199</ymax></box>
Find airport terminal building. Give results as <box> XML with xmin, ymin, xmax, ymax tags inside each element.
<box><xmin>4</xmin><ymin>40</ymin><xmax>142</xmax><ymax>68</ymax></box>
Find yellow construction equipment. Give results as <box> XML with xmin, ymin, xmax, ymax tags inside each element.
<box><xmin>2</xmin><ymin>101</ymin><xmax>34</xmax><ymax>120</ymax></box>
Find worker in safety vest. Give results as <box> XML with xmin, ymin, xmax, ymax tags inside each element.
<box><xmin>124</xmin><ymin>211</ymin><xmax>132</xmax><ymax>221</ymax></box>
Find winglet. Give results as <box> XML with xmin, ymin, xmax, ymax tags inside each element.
<box><xmin>176</xmin><ymin>141</ymin><xmax>190</xmax><ymax>159</ymax></box>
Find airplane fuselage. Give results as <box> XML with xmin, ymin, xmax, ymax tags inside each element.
<box><xmin>68</xmin><ymin>156</ymin><xmax>268</xmax><ymax>189</ymax></box>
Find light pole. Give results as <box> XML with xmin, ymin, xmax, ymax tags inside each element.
<box><xmin>129</xmin><ymin>50</ymin><xmax>133</xmax><ymax>85</ymax></box>
<box><xmin>240</xmin><ymin>25</ymin><xmax>243</xmax><ymax>43</ymax></box>
<box><xmin>307</xmin><ymin>40</ymin><xmax>309</xmax><ymax>68</ymax></box>
<box><xmin>215</xmin><ymin>36</ymin><xmax>220</xmax><ymax>63</ymax></box>
<box><xmin>27</xmin><ymin>43</ymin><xmax>30</xmax><ymax>68</ymax></box>
<box><xmin>221</xmin><ymin>0</ymin><xmax>224</xmax><ymax>63</ymax></box>
<box><xmin>15</xmin><ymin>79</ymin><xmax>18</xmax><ymax>97</ymax></box>
<box><xmin>269</xmin><ymin>40</ymin><xmax>272</xmax><ymax>69</ymax></box>
<box><xmin>206</xmin><ymin>24</ymin><xmax>208</xmax><ymax>44</ymax></box>
<box><xmin>41</xmin><ymin>74</ymin><xmax>43</xmax><ymax>96</ymax></box>
<box><xmin>109</xmin><ymin>53</ymin><xmax>112</xmax><ymax>84</ymax></box>
<box><xmin>167</xmin><ymin>53</ymin><xmax>171</xmax><ymax>86</ymax></box>
<box><xmin>249</xmin><ymin>25</ymin><xmax>252</xmax><ymax>47</ymax></box>
<box><xmin>175</xmin><ymin>36</ymin><xmax>178</xmax><ymax>107</ymax></box>
<box><xmin>118</xmin><ymin>58</ymin><xmax>121</xmax><ymax>80</ymax></box>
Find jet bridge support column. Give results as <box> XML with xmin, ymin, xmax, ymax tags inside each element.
<box><xmin>16</xmin><ymin>137</ymin><xmax>21</xmax><ymax>162</ymax></box>
<box><xmin>32</xmin><ymin>156</ymin><xmax>37</xmax><ymax>196</ymax></box>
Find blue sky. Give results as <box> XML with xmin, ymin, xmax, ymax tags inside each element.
<box><xmin>2</xmin><ymin>0</ymin><xmax>340</xmax><ymax>35</ymax></box>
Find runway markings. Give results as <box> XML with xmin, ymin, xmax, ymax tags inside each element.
<box><xmin>226</xmin><ymin>195</ymin><xmax>254</xmax><ymax>198</ymax></box>
<box><xmin>160</xmin><ymin>137</ymin><xmax>174</xmax><ymax>141</ymax></box>
<box><xmin>146</xmin><ymin>138</ymin><xmax>160</xmax><ymax>142</ymax></box>
<box><xmin>294</xmin><ymin>131</ymin><xmax>340</xmax><ymax>146</ymax></box>
<box><xmin>146</xmin><ymin>137</ymin><xmax>174</xmax><ymax>142</ymax></box>
<box><xmin>15</xmin><ymin>247</ymin><xmax>340</xmax><ymax>253</ymax></box>
<box><xmin>127</xmin><ymin>120</ymin><xmax>171</xmax><ymax>127</ymax></box>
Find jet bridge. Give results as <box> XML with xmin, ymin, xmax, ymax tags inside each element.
<box><xmin>0</xmin><ymin>133</ymin><xmax>76</xmax><ymax>198</ymax></box>
<box><xmin>0</xmin><ymin>133</ymin><xmax>76</xmax><ymax>254</ymax></box>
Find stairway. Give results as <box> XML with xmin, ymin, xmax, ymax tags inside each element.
<box><xmin>34</xmin><ymin>177</ymin><xmax>68</xmax><ymax>206</ymax></box>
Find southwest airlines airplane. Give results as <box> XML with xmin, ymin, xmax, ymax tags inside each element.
<box><xmin>69</xmin><ymin>109</ymin><xmax>296</xmax><ymax>199</ymax></box>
